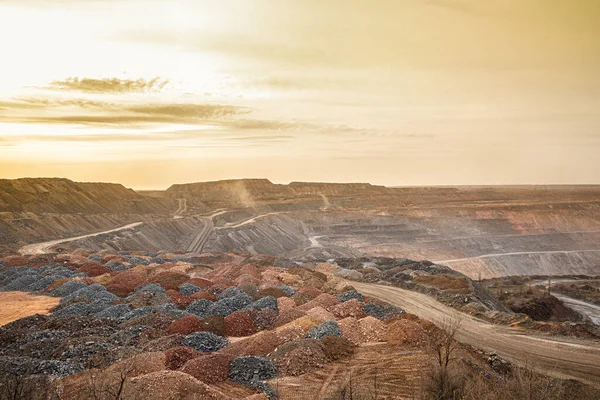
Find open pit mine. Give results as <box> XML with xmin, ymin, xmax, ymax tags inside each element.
<box><xmin>1</xmin><ymin>178</ymin><xmax>599</xmax><ymax>399</ymax></box>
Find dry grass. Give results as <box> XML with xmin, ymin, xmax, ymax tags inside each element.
<box><xmin>269</xmin><ymin>343</ymin><xmax>427</xmax><ymax>399</ymax></box>
<box><xmin>0</xmin><ymin>291</ymin><xmax>60</xmax><ymax>326</ymax></box>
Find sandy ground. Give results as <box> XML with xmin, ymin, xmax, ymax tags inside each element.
<box><xmin>0</xmin><ymin>291</ymin><xmax>60</xmax><ymax>326</ymax></box>
<box><xmin>352</xmin><ymin>282</ymin><xmax>600</xmax><ymax>387</ymax></box>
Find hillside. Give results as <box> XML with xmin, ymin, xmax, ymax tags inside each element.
<box><xmin>0</xmin><ymin>178</ymin><xmax>175</xmax><ymax>214</ymax></box>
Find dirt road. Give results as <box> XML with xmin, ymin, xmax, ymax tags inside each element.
<box><xmin>18</xmin><ymin>222</ymin><xmax>143</xmax><ymax>255</ymax></box>
<box><xmin>186</xmin><ymin>217</ymin><xmax>214</xmax><ymax>253</ymax></box>
<box><xmin>352</xmin><ymin>282</ymin><xmax>600</xmax><ymax>387</ymax></box>
<box><xmin>435</xmin><ymin>249</ymin><xmax>600</xmax><ymax>264</ymax></box>
<box><xmin>215</xmin><ymin>212</ymin><xmax>286</xmax><ymax>229</ymax></box>
<box><xmin>173</xmin><ymin>198</ymin><xmax>187</xmax><ymax>215</ymax></box>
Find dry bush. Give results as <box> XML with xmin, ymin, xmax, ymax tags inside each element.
<box><xmin>421</xmin><ymin>317</ymin><xmax>465</xmax><ymax>400</ymax></box>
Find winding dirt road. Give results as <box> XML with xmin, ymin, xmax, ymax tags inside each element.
<box><xmin>18</xmin><ymin>222</ymin><xmax>143</xmax><ymax>255</ymax></box>
<box><xmin>434</xmin><ymin>249</ymin><xmax>600</xmax><ymax>264</ymax></box>
<box><xmin>352</xmin><ymin>282</ymin><xmax>600</xmax><ymax>387</ymax></box>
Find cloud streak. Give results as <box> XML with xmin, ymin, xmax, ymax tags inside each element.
<box><xmin>45</xmin><ymin>77</ymin><xmax>169</xmax><ymax>93</ymax></box>
<box><xmin>0</xmin><ymin>97</ymin><xmax>246</xmax><ymax>126</ymax></box>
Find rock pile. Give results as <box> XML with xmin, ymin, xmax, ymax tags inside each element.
<box><xmin>306</xmin><ymin>320</ymin><xmax>342</xmax><ymax>339</ymax></box>
<box><xmin>182</xmin><ymin>332</ymin><xmax>229</xmax><ymax>353</ymax></box>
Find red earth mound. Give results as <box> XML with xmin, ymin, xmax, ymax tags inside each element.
<box><xmin>180</xmin><ymin>352</ymin><xmax>235</xmax><ymax>384</ymax></box>
<box><xmin>224</xmin><ymin>311</ymin><xmax>257</xmax><ymax>337</ymax></box>
<box><xmin>184</xmin><ymin>278</ymin><xmax>214</xmax><ymax>289</ymax></box>
<box><xmin>164</xmin><ymin>346</ymin><xmax>202</xmax><ymax>370</ymax></box>
<box><xmin>248</xmin><ymin>308</ymin><xmax>278</xmax><ymax>331</ymax></box>
<box><xmin>330</xmin><ymin>299</ymin><xmax>367</xmax><ymax>319</ymax></box>
<box><xmin>275</xmin><ymin>309</ymin><xmax>307</xmax><ymax>327</ymax></box>
<box><xmin>255</xmin><ymin>287</ymin><xmax>287</xmax><ymax>299</ymax></box>
<box><xmin>150</xmin><ymin>272</ymin><xmax>190</xmax><ymax>291</ymax></box>
<box><xmin>321</xmin><ymin>335</ymin><xmax>355</xmax><ymax>361</ymax></box>
<box><xmin>386</xmin><ymin>319</ymin><xmax>427</xmax><ymax>346</ymax></box>
<box><xmin>76</xmin><ymin>262</ymin><xmax>110</xmax><ymax>277</ymax></box>
<box><xmin>166</xmin><ymin>316</ymin><xmax>204</xmax><ymax>335</ymax></box>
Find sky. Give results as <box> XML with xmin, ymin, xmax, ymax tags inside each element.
<box><xmin>0</xmin><ymin>0</ymin><xmax>599</xmax><ymax>189</ymax></box>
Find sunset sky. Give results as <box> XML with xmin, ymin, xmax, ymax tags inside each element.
<box><xmin>1</xmin><ymin>0</ymin><xmax>598</xmax><ymax>189</ymax></box>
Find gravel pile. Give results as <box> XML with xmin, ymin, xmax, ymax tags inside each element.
<box><xmin>276</xmin><ymin>297</ymin><xmax>296</xmax><ymax>312</ymax></box>
<box><xmin>297</xmin><ymin>293</ymin><xmax>340</xmax><ymax>312</ymax></box>
<box><xmin>217</xmin><ymin>286</ymin><xmax>245</xmax><ymax>299</ymax></box>
<box><xmin>249</xmin><ymin>296</ymin><xmax>278</xmax><ymax>311</ymax></box>
<box><xmin>94</xmin><ymin>304</ymin><xmax>132</xmax><ymax>319</ymax></box>
<box><xmin>141</xmin><ymin>334</ymin><xmax>184</xmax><ymax>352</ymax></box>
<box><xmin>49</xmin><ymin>280</ymin><xmax>88</xmax><ymax>297</ymax></box>
<box><xmin>238</xmin><ymin>281</ymin><xmax>259</xmax><ymax>297</ymax></box>
<box><xmin>275</xmin><ymin>325</ymin><xmax>305</xmax><ymax>345</ymax></box>
<box><xmin>331</xmin><ymin>299</ymin><xmax>367</xmax><ymax>319</ymax></box>
<box><xmin>182</xmin><ymin>332</ymin><xmax>229</xmax><ymax>352</ymax></box>
<box><xmin>57</xmin><ymin>340</ymin><xmax>126</xmax><ymax>368</ymax></box>
<box><xmin>321</xmin><ymin>336</ymin><xmax>355</xmax><ymax>361</ymax></box>
<box><xmin>61</xmin><ymin>283</ymin><xmax>117</xmax><ymax>304</ymax></box>
<box><xmin>224</xmin><ymin>311</ymin><xmax>257</xmax><ymax>337</ymax></box>
<box><xmin>42</xmin><ymin>315</ymin><xmax>119</xmax><ymax>337</ymax></box>
<box><xmin>151</xmin><ymin>272</ymin><xmax>190</xmax><ymax>290</ymax></box>
<box><xmin>0</xmin><ymin>264</ymin><xmax>79</xmax><ymax>292</ymax></box>
<box><xmin>0</xmin><ymin>356</ymin><xmax>83</xmax><ymax>376</ymax></box>
<box><xmin>26</xmin><ymin>275</ymin><xmax>62</xmax><ymax>291</ymax></box>
<box><xmin>249</xmin><ymin>308</ymin><xmax>278</xmax><ymax>331</ymax></box>
<box><xmin>337</xmin><ymin>290</ymin><xmax>364</xmax><ymax>303</ymax></box>
<box><xmin>120</xmin><ymin>303</ymin><xmax>188</xmax><ymax>321</ymax></box>
<box><xmin>337</xmin><ymin>317</ymin><xmax>362</xmax><ymax>345</ymax></box>
<box><xmin>181</xmin><ymin>353</ymin><xmax>234</xmax><ymax>384</ymax></box>
<box><xmin>179</xmin><ymin>283</ymin><xmax>202</xmax><ymax>296</ymax></box>
<box><xmin>105</xmin><ymin>262</ymin><xmax>129</xmax><ymax>271</ymax></box>
<box><xmin>229</xmin><ymin>356</ymin><xmax>277</xmax><ymax>384</ymax></box>
<box><xmin>52</xmin><ymin>299</ymin><xmax>109</xmax><ymax>318</ymax></box>
<box><xmin>134</xmin><ymin>283</ymin><xmax>166</xmax><ymax>295</ymax></box>
<box><xmin>306</xmin><ymin>320</ymin><xmax>342</xmax><ymax>339</ymax></box>
<box><xmin>305</xmin><ymin>306</ymin><xmax>336</xmax><ymax>322</ymax></box>
<box><xmin>51</xmin><ymin>302</ymin><xmax>95</xmax><ymax>318</ymax></box>
<box><xmin>120</xmin><ymin>311</ymin><xmax>174</xmax><ymax>331</ymax></box>
<box><xmin>208</xmin><ymin>292</ymin><xmax>253</xmax><ymax>317</ymax></box>
<box><xmin>122</xmin><ymin>370</ymin><xmax>229</xmax><ymax>400</ymax></box>
<box><xmin>277</xmin><ymin>285</ymin><xmax>296</xmax><ymax>297</ymax></box>
<box><xmin>1</xmin><ymin>255</ymin><xmax>29</xmax><ymax>267</ymax></box>
<box><xmin>228</xmin><ymin>331</ymin><xmax>279</xmax><ymax>357</ymax></box>
<box><xmin>256</xmin><ymin>287</ymin><xmax>287</xmax><ymax>299</ymax></box>
<box><xmin>199</xmin><ymin>316</ymin><xmax>226</xmax><ymax>336</ymax></box>
<box><xmin>3</xmin><ymin>330</ymin><xmax>69</xmax><ymax>359</ymax></box>
<box><xmin>269</xmin><ymin>339</ymin><xmax>326</xmax><ymax>376</ymax></box>
<box><xmin>358</xmin><ymin>316</ymin><xmax>387</xmax><ymax>342</ymax></box>
<box><xmin>0</xmin><ymin>315</ymin><xmax>49</xmax><ymax>348</ymax></box>
<box><xmin>386</xmin><ymin>319</ymin><xmax>427</xmax><ymax>346</ymax></box>
<box><xmin>109</xmin><ymin>325</ymin><xmax>154</xmax><ymax>347</ymax></box>
<box><xmin>1</xmin><ymin>274</ymin><xmax>41</xmax><ymax>291</ymax></box>
<box><xmin>274</xmin><ymin>309</ymin><xmax>307</xmax><ymax>327</ymax></box>
<box><xmin>123</xmin><ymin>256</ymin><xmax>150</xmax><ymax>265</ymax></box>
<box><xmin>186</xmin><ymin>299</ymin><xmax>213</xmax><ymax>318</ymax></box>
<box><xmin>0</xmin><ymin>266</ymin><xmax>29</xmax><ymax>286</ymax></box>
<box><xmin>164</xmin><ymin>346</ymin><xmax>202</xmax><ymax>370</ymax></box>
<box><xmin>363</xmin><ymin>302</ymin><xmax>404</xmax><ymax>320</ymax></box>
